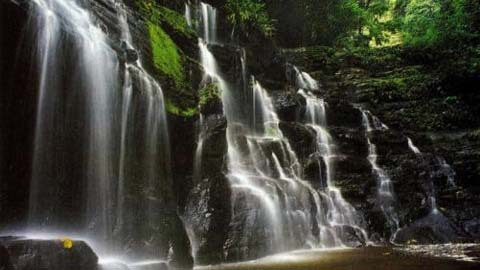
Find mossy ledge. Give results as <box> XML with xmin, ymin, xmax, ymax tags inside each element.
<box><xmin>148</xmin><ymin>22</ymin><xmax>185</xmax><ymax>87</ymax></box>
<box><xmin>135</xmin><ymin>0</ymin><xmax>199</xmax><ymax>117</ymax></box>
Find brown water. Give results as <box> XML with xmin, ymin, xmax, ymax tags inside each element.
<box><xmin>196</xmin><ymin>247</ymin><xmax>480</xmax><ymax>270</ymax></box>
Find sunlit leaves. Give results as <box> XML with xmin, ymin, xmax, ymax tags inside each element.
<box><xmin>226</xmin><ymin>0</ymin><xmax>275</xmax><ymax>37</ymax></box>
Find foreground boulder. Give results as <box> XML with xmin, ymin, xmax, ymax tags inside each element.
<box><xmin>0</xmin><ymin>237</ymin><xmax>98</xmax><ymax>270</ymax></box>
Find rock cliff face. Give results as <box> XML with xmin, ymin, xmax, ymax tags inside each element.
<box><xmin>280</xmin><ymin>46</ymin><xmax>480</xmax><ymax>244</ymax></box>
<box><xmin>0</xmin><ymin>0</ymin><xmax>479</xmax><ymax>269</ymax></box>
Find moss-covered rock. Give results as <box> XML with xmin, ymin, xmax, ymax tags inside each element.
<box><xmin>165</xmin><ymin>99</ymin><xmax>198</xmax><ymax>117</ymax></box>
<box><xmin>129</xmin><ymin>0</ymin><xmax>201</xmax><ymax>118</ymax></box>
<box><xmin>148</xmin><ymin>22</ymin><xmax>185</xmax><ymax>87</ymax></box>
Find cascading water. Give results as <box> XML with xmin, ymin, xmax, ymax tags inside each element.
<box><xmin>111</xmin><ymin>1</ymin><xmax>173</xmax><ymax>260</ymax></box>
<box><xmin>190</xmin><ymin>2</ymin><xmax>368</xmax><ymax>259</ymax></box>
<box><xmin>435</xmin><ymin>157</ymin><xmax>457</xmax><ymax>187</ymax></box>
<box><xmin>359</xmin><ymin>108</ymin><xmax>400</xmax><ymax>239</ymax></box>
<box><xmin>297</xmin><ymin>89</ymin><xmax>368</xmax><ymax>246</ymax></box>
<box><xmin>185</xmin><ymin>1</ymin><xmax>193</xmax><ymax>28</ymax></box>
<box><xmin>294</xmin><ymin>66</ymin><xmax>319</xmax><ymax>91</ymax></box>
<box><xmin>22</xmin><ymin>0</ymin><xmax>173</xmax><ymax>263</ymax></box>
<box><xmin>407</xmin><ymin>138</ymin><xmax>440</xmax><ymax>213</ymax></box>
<box><xmin>398</xmin><ymin>137</ymin><xmax>458</xmax><ymax>243</ymax></box>
<box><xmin>28</xmin><ymin>0</ymin><xmax>120</xmax><ymax>243</ymax></box>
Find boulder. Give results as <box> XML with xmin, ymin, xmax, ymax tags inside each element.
<box><xmin>0</xmin><ymin>237</ymin><xmax>98</xmax><ymax>270</ymax></box>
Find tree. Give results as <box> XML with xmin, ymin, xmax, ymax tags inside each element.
<box><xmin>226</xmin><ymin>0</ymin><xmax>275</xmax><ymax>37</ymax></box>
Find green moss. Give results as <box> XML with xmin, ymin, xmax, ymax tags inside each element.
<box><xmin>156</xmin><ymin>6</ymin><xmax>195</xmax><ymax>37</ymax></box>
<box><xmin>199</xmin><ymin>82</ymin><xmax>221</xmax><ymax>106</ymax></box>
<box><xmin>469</xmin><ymin>129</ymin><xmax>480</xmax><ymax>140</ymax></box>
<box><xmin>148</xmin><ymin>22</ymin><xmax>185</xmax><ymax>87</ymax></box>
<box><xmin>355</xmin><ymin>66</ymin><xmax>434</xmax><ymax>103</ymax></box>
<box><xmin>134</xmin><ymin>0</ymin><xmax>199</xmax><ymax>117</ymax></box>
<box><xmin>137</xmin><ymin>1</ymin><xmax>195</xmax><ymax>37</ymax></box>
<box><xmin>165</xmin><ymin>99</ymin><xmax>198</xmax><ymax>117</ymax></box>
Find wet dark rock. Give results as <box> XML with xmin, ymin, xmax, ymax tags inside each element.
<box><xmin>185</xmin><ymin>175</ymin><xmax>231</xmax><ymax>265</ymax></box>
<box><xmin>121</xmin><ymin>42</ymin><xmax>139</xmax><ymax>63</ymax></box>
<box><xmin>0</xmin><ymin>243</ymin><xmax>14</xmax><ymax>270</ymax></box>
<box><xmin>184</xmin><ymin>115</ymin><xmax>230</xmax><ymax>265</ymax></box>
<box><xmin>168</xmin><ymin>215</ymin><xmax>194</xmax><ymax>270</ymax></box>
<box><xmin>279</xmin><ymin>122</ymin><xmax>315</xmax><ymax>162</ymax></box>
<box><xmin>0</xmin><ymin>237</ymin><xmax>98</xmax><ymax>270</ymax></box>
<box><xmin>272</xmin><ymin>92</ymin><xmax>302</xmax><ymax>122</ymax></box>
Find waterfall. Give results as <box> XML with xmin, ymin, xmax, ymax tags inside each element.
<box><xmin>397</xmin><ymin>138</ymin><xmax>458</xmax><ymax>243</ymax></box>
<box><xmin>24</xmin><ymin>0</ymin><xmax>172</xmax><ymax>261</ymax></box>
<box><xmin>190</xmin><ymin>2</ymin><xmax>368</xmax><ymax>258</ymax></box>
<box><xmin>192</xmin><ymin>114</ymin><xmax>206</xmax><ymax>184</ymax></box>
<box><xmin>185</xmin><ymin>1</ymin><xmax>193</xmax><ymax>28</ymax></box>
<box><xmin>200</xmin><ymin>2</ymin><xmax>217</xmax><ymax>44</ymax></box>
<box><xmin>407</xmin><ymin>138</ymin><xmax>421</xmax><ymax>155</ymax></box>
<box><xmin>113</xmin><ymin>1</ymin><xmax>172</xmax><ymax>260</ymax></box>
<box><xmin>407</xmin><ymin>137</ymin><xmax>439</xmax><ymax>214</ymax></box>
<box><xmin>359</xmin><ymin>108</ymin><xmax>400</xmax><ymax>239</ymax></box>
<box><xmin>28</xmin><ymin>0</ymin><xmax>120</xmax><ymax>243</ymax></box>
<box><xmin>298</xmin><ymin>89</ymin><xmax>368</xmax><ymax>245</ymax></box>
<box><xmin>294</xmin><ymin>66</ymin><xmax>319</xmax><ymax>91</ymax></box>
<box><xmin>435</xmin><ymin>157</ymin><xmax>457</xmax><ymax>187</ymax></box>
<box><xmin>406</xmin><ymin>138</ymin><xmax>457</xmax><ymax>214</ymax></box>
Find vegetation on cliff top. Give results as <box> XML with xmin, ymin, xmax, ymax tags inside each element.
<box><xmin>226</xmin><ymin>0</ymin><xmax>275</xmax><ymax>37</ymax></box>
<box><xmin>258</xmin><ymin>0</ymin><xmax>479</xmax><ymax>49</ymax></box>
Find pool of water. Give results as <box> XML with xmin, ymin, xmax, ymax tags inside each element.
<box><xmin>196</xmin><ymin>246</ymin><xmax>480</xmax><ymax>270</ymax></box>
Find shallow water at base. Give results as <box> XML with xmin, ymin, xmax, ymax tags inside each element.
<box><xmin>196</xmin><ymin>246</ymin><xmax>480</xmax><ymax>270</ymax></box>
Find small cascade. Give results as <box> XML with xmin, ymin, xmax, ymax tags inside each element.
<box><xmin>298</xmin><ymin>89</ymin><xmax>368</xmax><ymax>245</ymax></box>
<box><xmin>398</xmin><ymin>138</ymin><xmax>457</xmax><ymax>242</ymax></box>
<box><xmin>406</xmin><ymin>137</ymin><xmax>457</xmax><ymax>212</ymax></box>
<box><xmin>185</xmin><ymin>1</ymin><xmax>193</xmax><ymax>28</ymax></box>
<box><xmin>192</xmin><ymin>113</ymin><xmax>206</xmax><ymax>184</ymax></box>
<box><xmin>359</xmin><ymin>108</ymin><xmax>400</xmax><ymax>239</ymax></box>
<box><xmin>293</xmin><ymin>66</ymin><xmax>319</xmax><ymax>91</ymax></box>
<box><xmin>407</xmin><ymin>138</ymin><xmax>421</xmax><ymax>155</ymax></box>
<box><xmin>435</xmin><ymin>157</ymin><xmax>457</xmax><ymax>187</ymax></box>
<box><xmin>407</xmin><ymin>138</ymin><xmax>440</xmax><ymax>214</ymax></box>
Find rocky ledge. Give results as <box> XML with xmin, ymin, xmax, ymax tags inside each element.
<box><xmin>0</xmin><ymin>237</ymin><xmax>98</xmax><ymax>270</ymax></box>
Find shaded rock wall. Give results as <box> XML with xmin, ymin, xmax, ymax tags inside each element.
<box><xmin>282</xmin><ymin>46</ymin><xmax>480</xmax><ymax>244</ymax></box>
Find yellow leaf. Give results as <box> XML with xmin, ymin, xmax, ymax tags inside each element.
<box><xmin>61</xmin><ymin>238</ymin><xmax>73</xmax><ymax>249</ymax></box>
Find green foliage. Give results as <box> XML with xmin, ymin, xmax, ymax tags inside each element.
<box><xmin>400</xmin><ymin>0</ymin><xmax>475</xmax><ymax>47</ymax></box>
<box><xmin>137</xmin><ymin>1</ymin><xmax>195</xmax><ymax>37</ymax></box>
<box><xmin>135</xmin><ymin>0</ymin><xmax>190</xmax><ymax>86</ymax></box>
<box><xmin>226</xmin><ymin>0</ymin><xmax>275</xmax><ymax>37</ymax></box>
<box><xmin>165</xmin><ymin>99</ymin><xmax>198</xmax><ymax>117</ymax></box>
<box><xmin>402</xmin><ymin>0</ymin><xmax>441</xmax><ymax>46</ymax></box>
<box><xmin>268</xmin><ymin>0</ymin><xmax>477</xmax><ymax>48</ymax></box>
<box><xmin>148</xmin><ymin>22</ymin><xmax>185</xmax><ymax>87</ymax></box>
<box><xmin>357</xmin><ymin>66</ymin><xmax>434</xmax><ymax>103</ymax></box>
<box><xmin>199</xmin><ymin>82</ymin><xmax>221</xmax><ymax>106</ymax></box>
<box><xmin>133</xmin><ymin>0</ymin><xmax>199</xmax><ymax>117</ymax></box>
